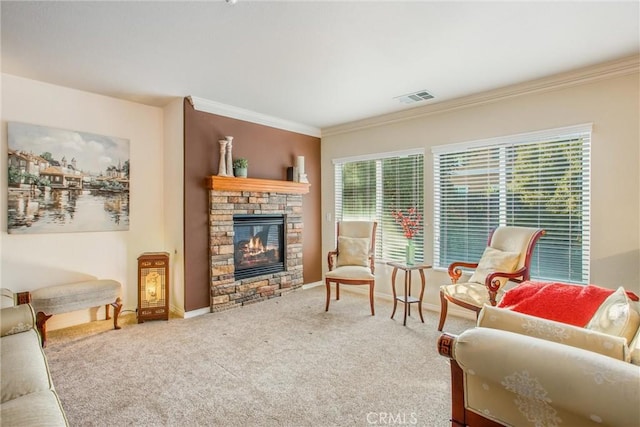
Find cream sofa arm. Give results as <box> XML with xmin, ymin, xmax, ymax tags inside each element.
<box><xmin>0</xmin><ymin>303</ymin><xmax>36</xmax><ymax>337</ymax></box>
<box><xmin>478</xmin><ymin>304</ymin><xmax>630</xmax><ymax>361</ymax></box>
<box><xmin>454</xmin><ymin>327</ymin><xmax>640</xmax><ymax>427</ymax></box>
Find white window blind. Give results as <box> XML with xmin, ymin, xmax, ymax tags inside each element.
<box><xmin>433</xmin><ymin>124</ymin><xmax>591</xmax><ymax>284</ymax></box>
<box><xmin>334</xmin><ymin>150</ymin><xmax>424</xmax><ymax>263</ymax></box>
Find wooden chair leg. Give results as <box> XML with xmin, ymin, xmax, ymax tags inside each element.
<box><xmin>105</xmin><ymin>303</ymin><xmax>111</xmax><ymax>320</ymax></box>
<box><xmin>450</xmin><ymin>360</ymin><xmax>467</xmax><ymax>427</ymax></box>
<box><xmin>36</xmin><ymin>312</ymin><xmax>53</xmax><ymax>348</ymax></box>
<box><xmin>438</xmin><ymin>291</ymin><xmax>448</xmax><ymax>331</ymax></box>
<box><xmin>336</xmin><ymin>283</ymin><xmax>340</xmax><ymax>301</ymax></box>
<box><xmin>325</xmin><ymin>280</ymin><xmax>331</xmax><ymax>311</ymax></box>
<box><xmin>369</xmin><ymin>283</ymin><xmax>375</xmax><ymax>316</ymax></box>
<box><xmin>111</xmin><ymin>297</ymin><xmax>122</xmax><ymax>330</ymax></box>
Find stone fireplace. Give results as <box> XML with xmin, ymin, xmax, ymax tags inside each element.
<box><xmin>207</xmin><ymin>176</ymin><xmax>310</xmax><ymax>312</ymax></box>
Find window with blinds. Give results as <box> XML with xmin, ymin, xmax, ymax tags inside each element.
<box><xmin>334</xmin><ymin>150</ymin><xmax>424</xmax><ymax>263</ymax></box>
<box><xmin>433</xmin><ymin>124</ymin><xmax>591</xmax><ymax>284</ymax></box>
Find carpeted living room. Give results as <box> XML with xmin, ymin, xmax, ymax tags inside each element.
<box><xmin>2</xmin><ymin>2</ymin><xmax>640</xmax><ymax>427</ymax></box>
<box><xmin>43</xmin><ymin>287</ymin><xmax>475</xmax><ymax>426</ymax></box>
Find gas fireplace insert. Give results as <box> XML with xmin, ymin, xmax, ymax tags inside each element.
<box><xmin>233</xmin><ymin>214</ymin><xmax>285</xmax><ymax>280</ymax></box>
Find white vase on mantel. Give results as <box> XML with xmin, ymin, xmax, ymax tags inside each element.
<box><xmin>225</xmin><ymin>136</ymin><xmax>233</xmax><ymax>177</ymax></box>
<box><xmin>217</xmin><ymin>140</ymin><xmax>228</xmax><ymax>176</ymax></box>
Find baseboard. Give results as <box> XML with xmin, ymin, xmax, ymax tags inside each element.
<box><xmin>302</xmin><ymin>281</ymin><xmax>323</xmax><ymax>290</ymax></box>
<box><xmin>174</xmin><ymin>282</ymin><xmax>476</xmax><ymax>322</ymax></box>
<box><xmin>175</xmin><ymin>283</ymin><xmax>323</xmax><ymax>318</ymax></box>
<box><xmin>183</xmin><ymin>306</ymin><xmax>211</xmax><ymax>319</ymax></box>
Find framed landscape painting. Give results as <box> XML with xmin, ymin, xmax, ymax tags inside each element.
<box><xmin>7</xmin><ymin>122</ymin><xmax>130</xmax><ymax>234</ymax></box>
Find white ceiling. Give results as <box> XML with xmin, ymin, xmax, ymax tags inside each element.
<box><xmin>2</xmin><ymin>1</ymin><xmax>639</xmax><ymax>132</ymax></box>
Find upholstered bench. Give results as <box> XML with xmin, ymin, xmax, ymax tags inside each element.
<box><xmin>27</xmin><ymin>280</ymin><xmax>122</xmax><ymax>347</ymax></box>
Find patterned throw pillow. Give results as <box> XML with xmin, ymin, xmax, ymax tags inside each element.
<box><xmin>336</xmin><ymin>236</ymin><xmax>370</xmax><ymax>267</ymax></box>
<box><xmin>469</xmin><ymin>247</ymin><xmax>521</xmax><ymax>286</ymax></box>
<box><xmin>586</xmin><ymin>286</ymin><xmax>640</xmax><ymax>344</ymax></box>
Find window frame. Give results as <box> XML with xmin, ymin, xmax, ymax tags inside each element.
<box><xmin>432</xmin><ymin>124</ymin><xmax>592</xmax><ymax>284</ymax></box>
<box><xmin>333</xmin><ymin>148</ymin><xmax>425</xmax><ymax>264</ymax></box>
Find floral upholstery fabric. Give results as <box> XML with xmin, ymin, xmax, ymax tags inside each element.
<box><xmin>454</xmin><ymin>327</ymin><xmax>640</xmax><ymax>427</ymax></box>
<box><xmin>478</xmin><ymin>305</ymin><xmax>630</xmax><ymax>361</ymax></box>
<box><xmin>0</xmin><ymin>304</ymin><xmax>36</xmax><ymax>337</ymax></box>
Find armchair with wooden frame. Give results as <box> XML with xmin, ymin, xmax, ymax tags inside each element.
<box><xmin>438</xmin><ymin>226</ymin><xmax>545</xmax><ymax>331</ymax></box>
<box><xmin>325</xmin><ymin>221</ymin><xmax>377</xmax><ymax>316</ymax></box>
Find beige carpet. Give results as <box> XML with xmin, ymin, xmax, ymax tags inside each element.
<box><xmin>44</xmin><ymin>286</ymin><xmax>474</xmax><ymax>426</ymax></box>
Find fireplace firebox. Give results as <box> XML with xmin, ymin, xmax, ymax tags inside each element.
<box><xmin>233</xmin><ymin>214</ymin><xmax>286</xmax><ymax>280</ymax></box>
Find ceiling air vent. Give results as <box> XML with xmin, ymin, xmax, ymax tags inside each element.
<box><xmin>394</xmin><ymin>90</ymin><xmax>434</xmax><ymax>104</ymax></box>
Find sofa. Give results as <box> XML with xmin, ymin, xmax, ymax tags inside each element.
<box><xmin>438</xmin><ymin>286</ymin><xmax>640</xmax><ymax>427</ymax></box>
<box><xmin>1</xmin><ymin>292</ymin><xmax>68</xmax><ymax>426</ymax></box>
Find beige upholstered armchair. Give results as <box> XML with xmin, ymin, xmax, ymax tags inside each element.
<box><xmin>325</xmin><ymin>221</ymin><xmax>377</xmax><ymax>315</ymax></box>
<box><xmin>438</xmin><ymin>226</ymin><xmax>545</xmax><ymax>331</ymax></box>
<box><xmin>438</xmin><ymin>304</ymin><xmax>640</xmax><ymax>427</ymax></box>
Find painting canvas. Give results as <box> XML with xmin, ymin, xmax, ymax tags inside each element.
<box><xmin>7</xmin><ymin>122</ymin><xmax>130</xmax><ymax>234</ymax></box>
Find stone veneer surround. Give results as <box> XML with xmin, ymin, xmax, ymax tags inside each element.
<box><xmin>208</xmin><ymin>176</ymin><xmax>310</xmax><ymax>312</ymax></box>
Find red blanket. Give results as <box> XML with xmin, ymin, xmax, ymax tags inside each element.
<box><xmin>498</xmin><ymin>281</ymin><xmax>639</xmax><ymax>327</ymax></box>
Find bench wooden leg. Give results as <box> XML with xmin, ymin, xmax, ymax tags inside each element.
<box><xmin>110</xmin><ymin>297</ymin><xmax>122</xmax><ymax>330</ymax></box>
<box><xmin>36</xmin><ymin>312</ymin><xmax>53</xmax><ymax>348</ymax></box>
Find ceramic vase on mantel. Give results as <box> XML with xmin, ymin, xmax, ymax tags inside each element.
<box><xmin>225</xmin><ymin>136</ymin><xmax>233</xmax><ymax>177</ymax></box>
<box><xmin>217</xmin><ymin>140</ymin><xmax>228</xmax><ymax>176</ymax></box>
<box><xmin>405</xmin><ymin>239</ymin><xmax>415</xmax><ymax>266</ymax></box>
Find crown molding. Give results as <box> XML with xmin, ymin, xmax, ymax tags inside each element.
<box><xmin>187</xmin><ymin>96</ymin><xmax>321</xmax><ymax>138</ymax></box>
<box><xmin>322</xmin><ymin>55</ymin><xmax>640</xmax><ymax>137</ymax></box>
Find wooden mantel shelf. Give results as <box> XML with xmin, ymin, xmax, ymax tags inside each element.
<box><xmin>207</xmin><ymin>175</ymin><xmax>310</xmax><ymax>195</ymax></box>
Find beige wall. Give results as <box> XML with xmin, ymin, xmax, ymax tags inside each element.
<box><xmin>1</xmin><ymin>74</ymin><xmax>166</xmax><ymax>330</ymax></box>
<box><xmin>162</xmin><ymin>98</ymin><xmax>185</xmax><ymax>315</ymax></box>
<box><xmin>2</xmin><ymin>61</ymin><xmax>637</xmax><ymax>328</ymax></box>
<box><xmin>321</xmin><ymin>70</ymin><xmax>640</xmax><ymax>315</ymax></box>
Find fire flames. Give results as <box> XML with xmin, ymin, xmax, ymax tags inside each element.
<box><xmin>236</xmin><ymin>231</ymin><xmax>279</xmax><ymax>268</ymax></box>
<box><xmin>247</xmin><ymin>236</ymin><xmax>264</xmax><ymax>255</ymax></box>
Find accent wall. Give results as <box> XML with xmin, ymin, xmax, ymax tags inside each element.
<box><xmin>183</xmin><ymin>99</ymin><xmax>322</xmax><ymax>312</ymax></box>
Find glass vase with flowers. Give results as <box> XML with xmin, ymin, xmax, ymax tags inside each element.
<box><xmin>392</xmin><ymin>207</ymin><xmax>422</xmax><ymax>265</ymax></box>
